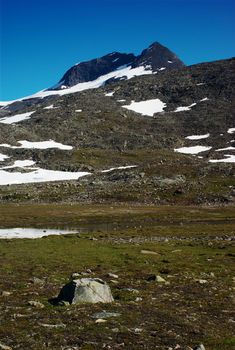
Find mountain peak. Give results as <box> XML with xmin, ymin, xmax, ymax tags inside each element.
<box><xmin>133</xmin><ymin>42</ymin><xmax>185</xmax><ymax>70</ymax></box>
<box><xmin>50</xmin><ymin>41</ymin><xmax>185</xmax><ymax>90</ymax></box>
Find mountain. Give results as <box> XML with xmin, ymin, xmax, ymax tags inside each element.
<box><xmin>0</xmin><ymin>41</ymin><xmax>234</xmax><ymax>205</ymax></box>
<box><xmin>51</xmin><ymin>41</ymin><xmax>184</xmax><ymax>90</ymax></box>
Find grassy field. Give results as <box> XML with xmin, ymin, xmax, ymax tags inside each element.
<box><xmin>0</xmin><ymin>204</ymin><xmax>234</xmax><ymax>349</ymax></box>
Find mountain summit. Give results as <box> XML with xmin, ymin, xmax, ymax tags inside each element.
<box><xmin>50</xmin><ymin>42</ymin><xmax>184</xmax><ymax>90</ymax></box>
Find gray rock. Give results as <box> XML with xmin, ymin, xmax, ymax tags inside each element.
<box><xmin>92</xmin><ymin>311</ymin><xmax>121</xmax><ymax>319</ymax></box>
<box><xmin>56</xmin><ymin>278</ymin><xmax>114</xmax><ymax>304</ymax></box>
<box><xmin>29</xmin><ymin>277</ymin><xmax>44</xmax><ymax>285</ymax></box>
<box><xmin>107</xmin><ymin>272</ymin><xmax>119</xmax><ymax>279</ymax></box>
<box><xmin>28</xmin><ymin>300</ymin><xmax>45</xmax><ymax>308</ymax></box>
<box><xmin>0</xmin><ymin>343</ymin><xmax>12</xmax><ymax>350</ymax></box>
<box><xmin>193</xmin><ymin>344</ymin><xmax>206</xmax><ymax>350</ymax></box>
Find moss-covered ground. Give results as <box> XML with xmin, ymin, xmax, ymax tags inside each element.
<box><xmin>0</xmin><ymin>205</ymin><xmax>234</xmax><ymax>349</ymax></box>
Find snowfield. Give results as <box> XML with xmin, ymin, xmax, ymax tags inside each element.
<box><xmin>0</xmin><ymin>168</ymin><xmax>90</xmax><ymax>185</ymax></box>
<box><xmin>0</xmin><ymin>140</ymin><xmax>73</xmax><ymax>150</ymax></box>
<box><xmin>122</xmin><ymin>99</ymin><xmax>166</xmax><ymax>116</ymax></box>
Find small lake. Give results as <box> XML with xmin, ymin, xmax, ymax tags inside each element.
<box><xmin>0</xmin><ymin>227</ymin><xmax>79</xmax><ymax>239</ymax></box>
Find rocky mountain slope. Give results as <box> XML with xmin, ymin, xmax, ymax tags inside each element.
<box><xmin>0</xmin><ymin>43</ymin><xmax>234</xmax><ymax>204</ymax></box>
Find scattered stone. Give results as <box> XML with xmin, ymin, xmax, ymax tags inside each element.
<box><xmin>92</xmin><ymin>311</ymin><xmax>121</xmax><ymax>319</ymax></box>
<box><xmin>0</xmin><ymin>343</ymin><xmax>12</xmax><ymax>350</ymax></box>
<box><xmin>1</xmin><ymin>291</ymin><xmax>12</xmax><ymax>297</ymax></box>
<box><xmin>193</xmin><ymin>344</ymin><xmax>206</xmax><ymax>350</ymax></box>
<box><xmin>71</xmin><ymin>272</ymin><xmax>80</xmax><ymax>279</ymax></box>
<box><xmin>28</xmin><ymin>300</ymin><xmax>45</xmax><ymax>309</ymax></box>
<box><xmin>107</xmin><ymin>272</ymin><xmax>119</xmax><ymax>279</ymax></box>
<box><xmin>54</xmin><ymin>278</ymin><xmax>114</xmax><ymax>305</ymax></box>
<box><xmin>122</xmin><ymin>288</ymin><xmax>139</xmax><ymax>294</ymax></box>
<box><xmin>135</xmin><ymin>297</ymin><xmax>142</xmax><ymax>302</ymax></box>
<box><xmin>39</xmin><ymin>323</ymin><xmax>66</xmax><ymax>328</ymax></box>
<box><xmin>29</xmin><ymin>277</ymin><xmax>44</xmax><ymax>285</ymax></box>
<box><xmin>133</xmin><ymin>328</ymin><xmax>143</xmax><ymax>333</ymax></box>
<box><xmin>95</xmin><ymin>319</ymin><xmax>107</xmax><ymax>324</ymax></box>
<box><xmin>110</xmin><ymin>279</ymin><xmax>119</xmax><ymax>284</ymax></box>
<box><xmin>196</xmin><ymin>279</ymin><xmax>208</xmax><ymax>284</ymax></box>
<box><xmin>141</xmin><ymin>250</ymin><xmax>159</xmax><ymax>255</ymax></box>
<box><xmin>147</xmin><ymin>275</ymin><xmax>166</xmax><ymax>283</ymax></box>
<box><xmin>112</xmin><ymin>328</ymin><xmax>119</xmax><ymax>333</ymax></box>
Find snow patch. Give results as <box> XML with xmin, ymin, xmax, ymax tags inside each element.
<box><xmin>174</xmin><ymin>103</ymin><xmax>197</xmax><ymax>112</ymax></box>
<box><xmin>216</xmin><ymin>146</ymin><xmax>235</xmax><ymax>152</ymax></box>
<box><xmin>75</xmin><ymin>109</ymin><xmax>82</xmax><ymax>112</ymax></box>
<box><xmin>185</xmin><ymin>134</ymin><xmax>210</xmax><ymax>140</ymax></box>
<box><xmin>0</xmin><ymin>111</ymin><xmax>36</xmax><ymax>124</ymax></box>
<box><xmin>44</xmin><ymin>104</ymin><xmax>58</xmax><ymax>109</ymax></box>
<box><xmin>105</xmin><ymin>92</ymin><xmax>115</xmax><ymax>97</ymax></box>
<box><xmin>1</xmin><ymin>160</ymin><xmax>36</xmax><ymax>169</ymax></box>
<box><xmin>209</xmin><ymin>155</ymin><xmax>235</xmax><ymax>163</ymax></box>
<box><xmin>0</xmin><ymin>140</ymin><xmax>73</xmax><ymax>150</ymax></box>
<box><xmin>0</xmin><ymin>168</ymin><xmax>90</xmax><ymax>185</ymax></box>
<box><xmin>167</xmin><ymin>60</ymin><xmax>173</xmax><ymax>63</ymax></box>
<box><xmin>0</xmin><ymin>153</ymin><xmax>9</xmax><ymax>162</ymax></box>
<box><xmin>102</xmin><ymin>165</ymin><xmax>137</xmax><ymax>173</ymax></box>
<box><xmin>228</xmin><ymin>128</ymin><xmax>235</xmax><ymax>134</ymax></box>
<box><xmin>0</xmin><ymin>228</ymin><xmax>78</xmax><ymax>239</ymax></box>
<box><xmin>122</xmin><ymin>99</ymin><xmax>166</xmax><ymax>116</ymax></box>
<box><xmin>174</xmin><ymin>146</ymin><xmax>212</xmax><ymax>154</ymax></box>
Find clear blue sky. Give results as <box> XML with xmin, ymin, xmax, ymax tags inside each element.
<box><xmin>0</xmin><ymin>0</ymin><xmax>234</xmax><ymax>101</ymax></box>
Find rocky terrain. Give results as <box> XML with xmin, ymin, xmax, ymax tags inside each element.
<box><xmin>0</xmin><ymin>55</ymin><xmax>234</xmax><ymax>204</ymax></box>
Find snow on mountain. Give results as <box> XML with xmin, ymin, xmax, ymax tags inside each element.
<box><xmin>0</xmin><ymin>140</ymin><xmax>73</xmax><ymax>150</ymax></box>
<box><xmin>122</xmin><ymin>99</ymin><xmax>166</xmax><ymax>116</ymax></box>
<box><xmin>0</xmin><ymin>111</ymin><xmax>36</xmax><ymax>124</ymax></box>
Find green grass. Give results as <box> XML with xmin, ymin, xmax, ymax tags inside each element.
<box><xmin>0</xmin><ymin>205</ymin><xmax>234</xmax><ymax>349</ymax></box>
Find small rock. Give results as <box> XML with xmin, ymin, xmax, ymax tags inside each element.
<box><xmin>107</xmin><ymin>273</ymin><xmax>119</xmax><ymax>279</ymax></box>
<box><xmin>29</xmin><ymin>277</ymin><xmax>44</xmax><ymax>285</ymax></box>
<box><xmin>0</xmin><ymin>343</ymin><xmax>12</xmax><ymax>350</ymax></box>
<box><xmin>71</xmin><ymin>272</ymin><xmax>80</xmax><ymax>279</ymax></box>
<box><xmin>135</xmin><ymin>297</ymin><xmax>142</xmax><ymax>302</ymax></box>
<box><xmin>95</xmin><ymin>319</ymin><xmax>107</xmax><ymax>324</ymax></box>
<box><xmin>156</xmin><ymin>275</ymin><xmax>166</xmax><ymax>283</ymax></box>
<box><xmin>110</xmin><ymin>279</ymin><xmax>119</xmax><ymax>284</ymax></box>
<box><xmin>28</xmin><ymin>300</ymin><xmax>45</xmax><ymax>309</ymax></box>
<box><xmin>193</xmin><ymin>344</ymin><xmax>206</xmax><ymax>350</ymax></box>
<box><xmin>134</xmin><ymin>328</ymin><xmax>143</xmax><ymax>333</ymax></box>
<box><xmin>141</xmin><ymin>250</ymin><xmax>159</xmax><ymax>255</ymax></box>
<box><xmin>92</xmin><ymin>311</ymin><xmax>121</xmax><ymax>319</ymax></box>
<box><xmin>112</xmin><ymin>328</ymin><xmax>119</xmax><ymax>333</ymax></box>
<box><xmin>39</xmin><ymin>323</ymin><xmax>66</xmax><ymax>328</ymax></box>
<box><xmin>196</xmin><ymin>279</ymin><xmax>208</xmax><ymax>284</ymax></box>
<box><xmin>1</xmin><ymin>291</ymin><xmax>12</xmax><ymax>297</ymax></box>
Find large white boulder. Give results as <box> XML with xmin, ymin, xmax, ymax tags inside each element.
<box><xmin>57</xmin><ymin>278</ymin><xmax>114</xmax><ymax>304</ymax></box>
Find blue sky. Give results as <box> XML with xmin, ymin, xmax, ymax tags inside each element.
<box><xmin>0</xmin><ymin>0</ymin><xmax>234</xmax><ymax>101</ymax></box>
